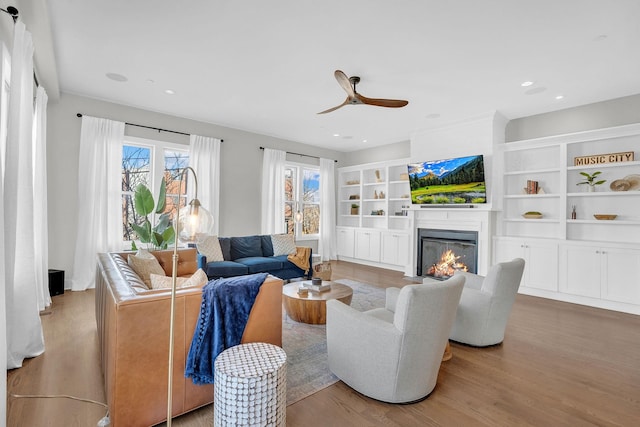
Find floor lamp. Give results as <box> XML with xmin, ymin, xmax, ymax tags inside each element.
<box><xmin>167</xmin><ymin>166</ymin><xmax>213</xmax><ymax>426</ymax></box>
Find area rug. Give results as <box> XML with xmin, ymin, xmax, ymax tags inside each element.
<box><xmin>283</xmin><ymin>279</ymin><xmax>385</xmax><ymax>405</ymax></box>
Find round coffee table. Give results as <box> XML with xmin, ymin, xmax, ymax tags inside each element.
<box><xmin>282</xmin><ymin>281</ymin><xmax>353</xmax><ymax>325</ymax></box>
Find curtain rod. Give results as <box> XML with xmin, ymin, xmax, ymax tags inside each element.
<box><xmin>76</xmin><ymin>113</ymin><xmax>223</xmax><ymax>142</ymax></box>
<box><xmin>259</xmin><ymin>146</ymin><xmax>337</xmax><ymax>162</ymax></box>
<box><xmin>0</xmin><ymin>6</ymin><xmax>19</xmax><ymax>23</ymax></box>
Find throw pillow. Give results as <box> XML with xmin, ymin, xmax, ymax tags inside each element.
<box><xmin>197</xmin><ymin>235</ymin><xmax>224</xmax><ymax>262</ymax></box>
<box><xmin>135</xmin><ymin>249</ymin><xmax>156</xmax><ymax>259</ymax></box>
<box><xmin>230</xmin><ymin>235</ymin><xmax>263</xmax><ymax>259</ymax></box>
<box><xmin>149</xmin><ymin>269</ymin><xmax>208</xmax><ymax>290</ymax></box>
<box><xmin>128</xmin><ymin>253</ymin><xmax>165</xmax><ymax>288</ymax></box>
<box><xmin>271</xmin><ymin>233</ymin><xmax>296</xmax><ymax>256</ymax></box>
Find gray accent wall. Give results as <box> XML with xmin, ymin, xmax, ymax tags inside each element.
<box><xmin>341</xmin><ymin>140</ymin><xmax>410</xmax><ymax>167</ymax></box>
<box><xmin>47</xmin><ymin>93</ymin><xmax>343</xmax><ymax>282</ymax></box>
<box><xmin>506</xmin><ymin>93</ymin><xmax>640</xmax><ymax>142</ymax></box>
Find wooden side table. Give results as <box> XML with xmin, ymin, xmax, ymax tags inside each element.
<box><xmin>282</xmin><ymin>281</ymin><xmax>353</xmax><ymax>324</ymax></box>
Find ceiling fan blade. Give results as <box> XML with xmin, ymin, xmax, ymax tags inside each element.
<box><xmin>334</xmin><ymin>70</ymin><xmax>356</xmax><ymax>98</ymax></box>
<box><xmin>317</xmin><ymin>97</ymin><xmax>350</xmax><ymax>114</ymax></box>
<box><xmin>357</xmin><ymin>94</ymin><xmax>409</xmax><ymax>108</ymax></box>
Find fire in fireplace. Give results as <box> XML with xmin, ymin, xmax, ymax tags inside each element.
<box><xmin>426</xmin><ymin>249</ymin><xmax>469</xmax><ymax>278</ymax></box>
<box><xmin>417</xmin><ymin>229</ymin><xmax>478</xmax><ymax>280</ymax></box>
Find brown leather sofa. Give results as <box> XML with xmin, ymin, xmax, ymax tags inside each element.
<box><xmin>95</xmin><ymin>248</ymin><xmax>283</xmax><ymax>427</ymax></box>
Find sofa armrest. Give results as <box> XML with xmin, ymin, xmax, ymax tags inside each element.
<box><xmin>385</xmin><ymin>287</ymin><xmax>402</xmax><ymax>312</ymax></box>
<box><xmin>454</xmin><ymin>270</ymin><xmax>484</xmax><ymax>290</ymax></box>
<box><xmin>196</xmin><ymin>252</ymin><xmax>207</xmax><ymax>270</ymax></box>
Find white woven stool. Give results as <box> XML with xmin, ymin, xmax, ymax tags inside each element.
<box><xmin>214</xmin><ymin>342</ymin><xmax>287</xmax><ymax>426</ymax></box>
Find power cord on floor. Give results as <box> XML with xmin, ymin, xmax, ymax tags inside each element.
<box><xmin>10</xmin><ymin>393</ymin><xmax>110</xmax><ymax>426</ymax></box>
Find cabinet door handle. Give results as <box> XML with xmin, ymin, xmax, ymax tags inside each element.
<box><xmin>595</xmin><ymin>250</ymin><xmax>600</xmax><ymax>254</ymax></box>
<box><xmin>601</xmin><ymin>251</ymin><xmax>606</xmax><ymax>255</ymax></box>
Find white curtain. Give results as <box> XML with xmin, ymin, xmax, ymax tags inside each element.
<box><xmin>260</xmin><ymin>148</ymin><xmax>286</xmax><ymax>234</ymax></box>
<box><xmin>33</xmin><ymin>87</ymin><xmax>50</xmax><ymax>310</ymax></box>
<box><xmin>188</xmin><ymin>135</ymin><xmax>221</xmax><ymax>235</ymax></box>
<box><xmin>3</xmin><ymin>21</ymin><xmax>45</xmax><ymax>369</ymax></box>
<box><xmin>69</xmin><ymin>116</ymin><xmax>124</xmax><ymax>291</ymax></box>
<box><xmin>319</xmin><ymin>158</ymin><xmax>337</xmax><ymax>260</ymax></box>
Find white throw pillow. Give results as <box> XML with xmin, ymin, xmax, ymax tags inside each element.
<box><xmin>197</xmin><ymin>235</ymin><xmax>225</xmax><ymax>262</ymax></box>
<box><xmin>135</xmin><ymin>249</ymin><xmax>156</xmax><ymax>259</ymax></box>
<box><xmin>271</xmin><ymin>233</ymin><xmax>296</xmax><ymax>256</ymax></box>
<box><xmin>128</xmin><ymin>253</ymin><xmax>165</xmax><ymax>288</ymax></box>
<box><xmin>149</xmin><ymin>269</ymin><xmax>208</xmax><ymax>290</ymax></box>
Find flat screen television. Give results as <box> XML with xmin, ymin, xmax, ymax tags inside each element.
<box><xmin>407</xmin><ymin>154</ymin><xmax>486</xmax><ymax>205</ymax></box>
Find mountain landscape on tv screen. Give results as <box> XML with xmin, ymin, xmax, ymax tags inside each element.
<box><xmin>407</xmin><ymin>155</ymin><xmax>486</xmax><ymax>204</ymax></box>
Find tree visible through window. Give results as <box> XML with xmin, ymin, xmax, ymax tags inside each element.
<box><xmin>121</xmin><ymin>140</ymin><xmax>189</xmax><ymax>245</ymax></box>
<box><xmin>285</xmin><ymin>164</ymin><xmax>320</xmax><ymax>238</ymax></box>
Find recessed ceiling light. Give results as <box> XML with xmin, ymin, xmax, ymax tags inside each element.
<box><xmin>333</xmin><ymin>133</ymin><xmax>340</xmax><ymax>137</ymax></box>
<box><xmin>106</xmin><ymin>72</ymin><xmax>128</xmax><ymax>82</ymax></box>
<box><xmin>164</xmin><ymin>89</ymin><xmax>175</xmax><ymax>95</ymax></box>
<box><xmin>521</xmin><ymin>81</ymin><xmax>534</xmax><ymax>87</ymax></box>
<box><xmin>342</xmin><ymin>135</ymin><xmax>353</xmax><ymax>140</ymax></box>
<box><xmin>362</xmin><ymin>139</ymin><xmax>367</xmax><ymax>143</ymax></box>
<box><xmin>555</xmin><ymin>95</ymin><xmax>564</xmax><ymax>100</ymax></box>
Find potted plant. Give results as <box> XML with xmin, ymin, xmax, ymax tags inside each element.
<box><xmin>577</xmin><ymin>171</ymin><xmax>606</xmax><ymax>192</ymax></box>
<box><xmin>130</xmin><ymin>181</ymin><xmax>175</xmax><ymax>250</ymax></box>
<box><xmin>350</xmin><ymin>204</ymin><xmax>359</xmax><ymax>215</ymax></box>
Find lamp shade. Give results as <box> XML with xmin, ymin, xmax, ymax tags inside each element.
<box><xmin>177</xmin><ymin>198</ymin><xmax>214</xmax><ymax>243</ymax></box>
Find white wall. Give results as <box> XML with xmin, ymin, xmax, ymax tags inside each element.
<box><xmin>46</xmin><ymin>93</ymin><xmax>344</xmax><ymax>285</ymax></box>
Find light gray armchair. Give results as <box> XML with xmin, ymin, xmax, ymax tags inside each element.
<box><xmin>326</xmin><ymin>276</ymin><xmax>465</xmax><ymax>403</ymax></box>
<box><xmin>450</xmin><ymin>258</ymin><xmax>525</xmax><ymax>347</ymax></box>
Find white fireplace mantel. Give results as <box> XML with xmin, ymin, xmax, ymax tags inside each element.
<box><xmin>405</xmin><ymin>207</ymin><xmax>495</xmax><ymax>277</ymax></box>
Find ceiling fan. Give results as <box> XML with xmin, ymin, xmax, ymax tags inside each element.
<box><xmin>318</xmin><ymin>70</ymin><xmax>409</xmax><ymax>114</ymax></box>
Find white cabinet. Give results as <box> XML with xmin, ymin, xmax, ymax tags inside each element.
<box><xmin>336</xmin><ymin>227</ymin><xmax>355</xmax><ymax>258</ymax></box>
<box><xmin>337</xmin><ymin>159</ymin><xmax>411</xmax><ymax>271</ymax></box>
<box><xmin>559</xmin><ymin>244</ymin><xmax>602</xmax><ymax>298</ymax></box>
<box><xmin>354</xmin><ymin>230</ymin><xmax>381</xmax><ymax>262</ymax></box>
<box><xmin>494</xmin><ymin>237</ymin><xmax>558</xmax><ymax>292</ymax></box>
<box><xmin>380</xmin><ymin>231</ymin><xmax>409</xmax><ymax>266</ymax></box>
<box><xmin>498</xmin><ymin>123</ymin><xmax>640</xmax><ymax>314</ymax></box>
<box><xmin>560</xmin><ymin>243</ymin><xmax>640</xmax><ymax>304</ymax></box>
<box><xmin>601</xmin><ymin>247</ymin><xmax>640</xmax><ymax>305</ymax></box>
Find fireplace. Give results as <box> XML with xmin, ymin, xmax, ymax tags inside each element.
<box><xmin>417</xmin><ymin>228</ymin><xmax>478</xmax><ymax>279</ymax></box>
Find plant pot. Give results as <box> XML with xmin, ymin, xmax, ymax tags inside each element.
<box><xmin>587</xmin><ymin>185</ymin><xmax>595</xmax><ymax>192</ymax></box>
<box><xmin>351</xmin><ymin>208</ymin><xmax>359</xmax><ymax>215</ymax></box>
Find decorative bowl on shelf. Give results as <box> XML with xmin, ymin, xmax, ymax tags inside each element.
<box><xmin>594</xmin><ymin>214</ymin><xmax>617</xmax><ymax>220</ymax></box>
<box><xmin>522</xmin><ymin>211</ymin><xmax>543</xmax><ymax>219</ymax></box>
<box><xmin>610</xmin><ymin>179</ymin><xmax>631</xmax><ymax>192</ymax></box>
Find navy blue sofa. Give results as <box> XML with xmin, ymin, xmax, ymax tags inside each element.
<box><xmin>195</xmin><ymin>234</ymin><xmax>312</xmax><ymax>281</ymax></box>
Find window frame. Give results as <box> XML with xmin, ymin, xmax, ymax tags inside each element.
<box><xmin>285</xmin><ymin>161</ymin><xmax>321</xmax><ymax>241</ymax></box>
<box><xmin>121</xmin><ymin>135</ymin><xmax>189</xmax><ymax>248</ymax></box>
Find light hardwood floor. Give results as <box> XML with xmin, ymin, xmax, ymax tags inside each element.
<box><xmin>7</xmin><ymin>261</ymin><xmax>640</xmax><ymax>426</ymax></box>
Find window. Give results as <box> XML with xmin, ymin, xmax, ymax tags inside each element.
<box><xmin>284</xmin><ymin>163</ymin><xmax>320</xmax><ymax>239</ymax></box>
<box><xmin>121</xmin><ymin>136</ymin><xmax>189</xmax><ymax>244</ymax></box>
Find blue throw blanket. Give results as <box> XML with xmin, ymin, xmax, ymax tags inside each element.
<box><xmin>185</xmin><ymin>272</ymin><xmax>268</xmax><ymax>384</ymax></box>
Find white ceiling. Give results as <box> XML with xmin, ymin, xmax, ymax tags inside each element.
<box><xmin>35</xmin><ymin>0</ymin><xmax>640</xmax><ymax>151</ymax></box>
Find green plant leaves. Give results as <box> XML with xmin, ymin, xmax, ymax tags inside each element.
<box><xmin>134</xmin><ymin>184</ymin><xmax>155</xmax><ymax>216</ymax></box>
<box><xmin>130</xmin><ymin>183</ymin><xmax>176</xmax><ymax>250</ymax></box>
<box><xmin>155</xmin><ymin>180</ymin><xmax>167</xmax><ymax>214</ymax></box>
